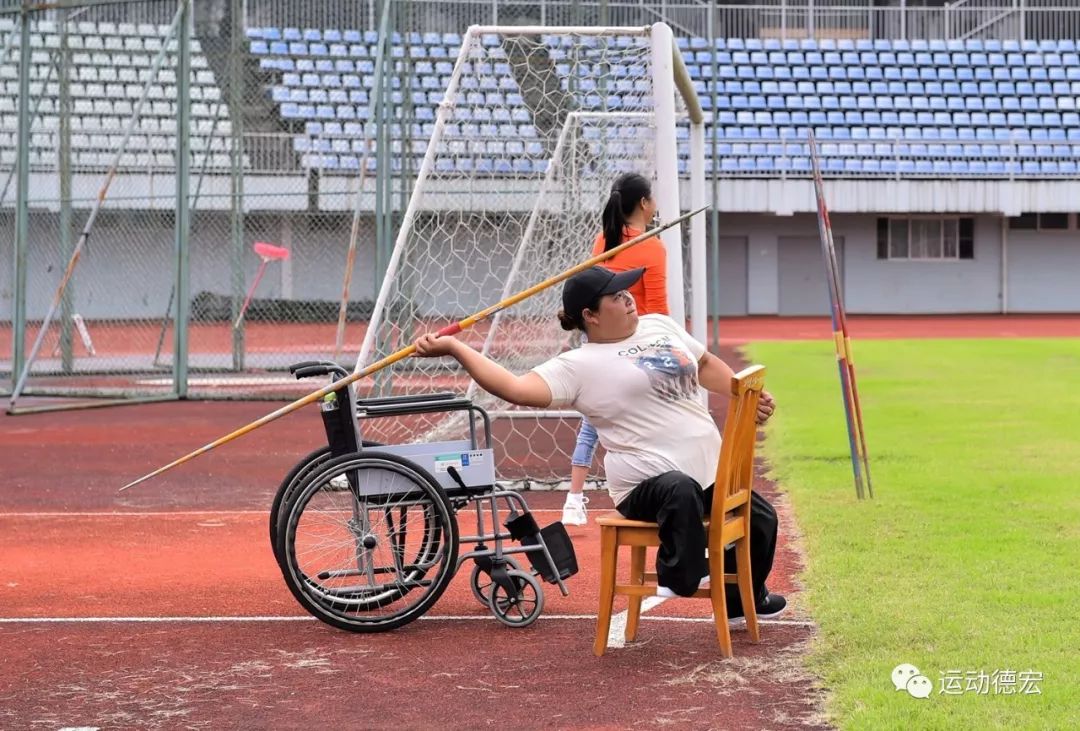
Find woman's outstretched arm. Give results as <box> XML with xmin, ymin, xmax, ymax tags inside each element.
<box><xmin>413</xmin><ymin>334</ymin><xmax>553</xmax><ymax>408</ymax></box>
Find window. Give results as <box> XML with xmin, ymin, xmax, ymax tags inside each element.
<box><xmin>1009</xmin><ymin>213</ymin><xmax>1071</xmax><ymax>230</ymax></box>
<box><xmin>877</xmin><ymin>217</ymin><xmax>974</xmax><ymax>260</ymax></box>
<box><xmin>1008</xmin><ymin>213</ymin><xmax>1038</xmax><ymax>230</ymax></box>
<box><xmin>1038</xmin><ymin>213</ymin><xmax>1069</xmax><ymax>230</ymax></box>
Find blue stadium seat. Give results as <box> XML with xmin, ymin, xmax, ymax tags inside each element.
<box><xmin>263</xmin><ymin>33</ymin><xmax>1080</xmax><ymax>179</ymax></box>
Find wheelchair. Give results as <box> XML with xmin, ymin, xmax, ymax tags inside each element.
<box><xmin>269</xmin><ymin>360</ymin><xmax>578</xmax><ymax>632</ymax></box>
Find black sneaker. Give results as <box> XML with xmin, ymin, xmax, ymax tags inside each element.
<box><xmin>727</xmin><ymin>593</ymin><xmax>788</xmax><ymax>624</ymax></box>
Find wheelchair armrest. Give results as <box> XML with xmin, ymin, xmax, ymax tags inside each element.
<box><xmin>356</xmin><ymin>392</ymin><xmax>460</xmax><ymax>407</ymax></box>
<box><xmin>358</xmin><ymin>397</ymin><xmax>475</xmax><ymax>419</ymax></box>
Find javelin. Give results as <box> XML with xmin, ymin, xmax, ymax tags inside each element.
<box><xmin>808</xmin><ymin>132</ymin><xmax>873</xmax><ymax>499</ymax></box>
<box><xmin>120</xmin><ymin>205</ymin><xmax>710</xmax><ymax>492</ymax></box>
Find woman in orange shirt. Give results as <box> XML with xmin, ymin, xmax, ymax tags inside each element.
<box><xmin>563</xmin><ymin>172</ymin><xmax>670</xmax><ymax>526</ymax></box>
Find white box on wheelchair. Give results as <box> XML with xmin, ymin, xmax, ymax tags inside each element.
<box><xmin>359</xmin><ymin>440</ymin><xmax>496</xmax><ymax>495</ymax></box>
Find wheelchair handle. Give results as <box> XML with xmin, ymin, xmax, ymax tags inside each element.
<box><xmin>290</xmin><ymin>361</ymin><xmax>350</xmax><ymax>381</ymax></box>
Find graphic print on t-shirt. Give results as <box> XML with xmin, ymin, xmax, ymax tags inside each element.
<box><xmin>631</xmin><ymin>339</ymin><xmax>699</xmax><ymax>403</ymax></box>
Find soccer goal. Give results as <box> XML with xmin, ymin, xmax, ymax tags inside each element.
<box><xmin>355</xmin><ymin>23</ymin><xmax>707</xmax><ymax>485</ymax></box>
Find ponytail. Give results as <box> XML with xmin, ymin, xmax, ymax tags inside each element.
<box><xmin>601</xmin><ymin>172</ymin><xmax>653</xmax><ymax>252</ymax></box>
<box><xmin>601</xmin><ymin>190</ymin><xmax>625</xmax><ymax>253</ymax></box>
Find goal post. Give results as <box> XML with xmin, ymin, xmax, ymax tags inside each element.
<box><xmin>353</xmin><ymin>23</ymin><xmax>707</xmax><ymax>484</ymax></box>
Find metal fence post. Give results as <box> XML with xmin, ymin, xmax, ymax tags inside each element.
<box><xmin>229</xmin><ymin>0</ymin><xmax>246</xmax><ymax>372</ymax></box>
<box><xmin>709</xmin><ymin>2</ymin><xmax>721</xmax><ymax>349</ymax></box>
<box><xmin>372</xmin><ymin>0</ymin><xmax>394</xmax><ymax>395</ymax></box>
<box><xmin>11</xmin><ymin>2</ymin><xmax>32</xmax><ymax>390</ymax></box>
<box><xmin>173</xmin><ymin>0</ymin><xmax>192</xmax><ymax>398</ymax></box>
<box><xmin>59</xmin><ymin>7</ymin><xmax>74</xmax><ymax>373</ymax></box>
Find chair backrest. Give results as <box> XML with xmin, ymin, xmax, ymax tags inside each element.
<box><xmin>708</xmin><ymin>365</ymin><xmax>766</xmax><ymax>537</ymax></box>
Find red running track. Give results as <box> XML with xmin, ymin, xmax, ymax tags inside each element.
<box><xmin>3</xmin><ymin>313</ymin><xmax>1074</xmax><ymax>359</ymax></box>
<box><xmin>0</xmin><ymin>382</ymin><xmax>823</xmax><ymax>729</ymax></box>
<box><xmin>8</xmin><ymin>317</ymin><xmax>1072</xmax><ymax>728</ymax></box>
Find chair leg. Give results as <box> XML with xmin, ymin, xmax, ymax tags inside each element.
<box><xmin>593</xmin><ymin>526</ymin><xmax>618</xmax><ymax>657</ymax></box>
<box><xmin>735</xmin><ymin>533</ymin><xmax>759</xmax><ymax>643</ymax></box>
<box><xmin>625</xmin><ymin>545</ymin><xmax>646</xmax><ymax>642</ymax></box>
<box><xmin>708</xmin><ymin>550</ymin><xmax>733</xmax><ymax>658</ymax></box>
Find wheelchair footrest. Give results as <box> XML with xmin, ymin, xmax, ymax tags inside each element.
<box><xmin>523</xmin><ymin>522</ymin><xmax>579</xmax><ymax>584</ymax></box>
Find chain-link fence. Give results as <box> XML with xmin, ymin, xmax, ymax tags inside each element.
<box><xmin>4</xmin><ymin>0</ymin><xmax>1073</xmax><ymax>471</ymax></box>
<box><xmin>1</xmin><ymin>1</ymin><xmax>711</xmax><ymax>488</ymax></box>
<box><xmin>6</xmin><ymin>0</ymin><xmax>1080</xmax><ymax>388</ymax></box>
<box><xmin>2</xmin><ymin>1</ymin><xmax>185</xmax><ymax>408</ymax></box>
<box><xmin>0</xmin><ymin>0</ymin><xmax>393</xmax><ymax>410</ymax></box>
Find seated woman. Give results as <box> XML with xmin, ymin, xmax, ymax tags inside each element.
<box><xmin>413</xmin><ymin>265</ymin><xmax>786</xmax><ymax>617</ymax></box>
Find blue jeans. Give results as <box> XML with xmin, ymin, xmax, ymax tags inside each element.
<box><xmin>572</xmin><ymin>416</ymin><xmax>599</xmax><ymax>468</ymax></box>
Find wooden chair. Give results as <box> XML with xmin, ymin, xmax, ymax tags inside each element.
<box><xmin>593</xmin><ymin>365</ymin><xmax>767</xmax><ymax>657</ymax></box>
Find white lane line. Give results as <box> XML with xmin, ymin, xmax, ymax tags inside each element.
<box><xmin>606</xmin><ymin>594</ymin><xmax>670</xmax><ymax>649</ymax></box>
<box><xmin>0</xmin><ymin>616</ymin><xmax>316</xmax><ymax>623</ymax></box>
<box><xmin>0</xmin><ymin>511</ymin><xmax>273</xmax><ymax>518</ymax></box>
<box><xmin>0</xmin><ymin>508</ymin><xmax>573</xmax><ymax>519</ymax></box>
<box><xmin>642</xmin><ymin>616</ymin><xmax>814</xmax><ymax>627</ymax></box>
<box><xmin>0</xmin><ymin>614</ymin><xmax>814</xmax><ymax>627</ymax></box>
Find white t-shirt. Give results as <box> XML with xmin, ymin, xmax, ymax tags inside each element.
<box><xmin>532</xmin><ymin>314</ymin><xmax>721</xmax><ymax>506</ymax></box>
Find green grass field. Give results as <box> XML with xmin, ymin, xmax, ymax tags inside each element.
<box><xmin>744</xmin><ymin>338</ymin><xmax>1080</xmax><ymax>731</ymax></box>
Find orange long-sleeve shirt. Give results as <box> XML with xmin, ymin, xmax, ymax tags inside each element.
<box><xmin>591</xmin><ymin>227</ymin><xmax>669</xmax><ymax>316</ymax></box>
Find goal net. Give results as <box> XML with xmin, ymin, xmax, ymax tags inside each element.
<box><xmin>355</xmin><ymin>24</ymin><xmax>706</xmax><ymax>486</ymax></box>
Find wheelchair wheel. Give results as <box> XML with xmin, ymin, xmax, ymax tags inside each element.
<box><xmin>279</xmin><ymin>450</ymin><xmax>459</xmax><ymax>632</ymax></box>
<box><xmin>270</xmin><ymin>441</ymin><xmax>383</xmax><ymax>566</ymax></box>
<box><xmin>469</xmin><ymin>557</ymin><xmax>523</xmax><ymax>608</ymax></box>
<box><xmin>488</xmin><ymin>569</ymin><xmax>544</xmax><ymax>628</ymax></box>
<box><xmin>270</xmin><ymin>446</ymin><xmax>331</xmax><ymax>566</ymax></box>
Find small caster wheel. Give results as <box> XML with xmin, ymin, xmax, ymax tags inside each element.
<box><xmin>488</xmin><ymin>569</ymin><xmax>544</xmax><ymax>628</ymax></box>
<box><xmin>469</xmin><ymin>557</ymin><xmax>522</xmax><ymax>607</ymax></box>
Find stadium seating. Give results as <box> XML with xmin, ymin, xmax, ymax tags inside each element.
<box><xmin>244</xmin><ymin>27</ymin><xmax>1080</xmax><ymax>177</ymax></box>
<box><xmin>4</xmin><ymin>18</ymin><xmax>1077</xmax><ymax>178</ymax></box>
<box><xmin>0</xmin><ymin>18</ymin><xmax>236</xmax><ymax>171</ymax></box>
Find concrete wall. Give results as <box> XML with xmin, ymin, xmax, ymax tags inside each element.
<box><xmin>3</xmin><ymin>207</ymin><xmax>1078</xmax><ymax>324</ymax></box>
<box><xmin>1006</xmin><ymin>228</ymin><xmax>1080</xmax><ymax>312</ymax></box>
<box><xmin>841</xmin><ymin>214</ymin><xmax>1004</xmax><ymax>314</ymax></box>
<box><xmin>2</xmin><ymin>210</ymin><xmax>529</xmax><ymax>322</ymax></box>
<box><xmin>777</xmin><ymin>235</ymin><xmax>843</xmax><ymax>316</ymax></box>
<box><xmin>718</xmin><ymin>212</ymin><xmax>1008</xmax><ymax>315</ymax></box>
<box><xmin>9</xmin><ymin>210</ymin><xmax>378</xmax><ymax>321</ymax></box>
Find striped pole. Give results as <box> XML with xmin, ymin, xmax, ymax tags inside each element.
<box><xmin>808</xmin><ymin>132</ymin><xmax>873</xmax><ymax>499</ymax></box>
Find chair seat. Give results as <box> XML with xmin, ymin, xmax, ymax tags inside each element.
<box><xmin>597</xmin><ymin>513</ymin><xmax>712</xmax><ymax>529</ymax></box>
<box><xmin>595</xmin><ymin>515</ymin><xmax>658</xmax><ymax>528</ymax></box>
